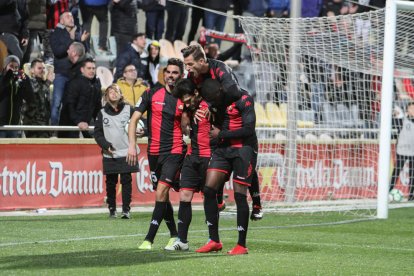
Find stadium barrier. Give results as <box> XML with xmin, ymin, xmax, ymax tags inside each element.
<box><xmin>0</xmin><ymin>137</ymin><xmax>410</xmax><ymax>211</ymax></box>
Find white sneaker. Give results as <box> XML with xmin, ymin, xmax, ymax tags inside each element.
<box><xmin>164</xmin><ymin>239</ymin><xmax>189</xmax><ymax>251</ymax></box>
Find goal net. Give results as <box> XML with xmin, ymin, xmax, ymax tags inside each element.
<box><xmin>237</xmin><ymin>7</ymin><xmax>414</xmax><ymax>218</ymax></box>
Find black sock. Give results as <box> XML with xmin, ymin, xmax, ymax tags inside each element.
<box><xmin>216</xmin><ymin>185</ymin><xmax>224</xmax><ymax>205</ymax></box>
<box><xmin>164</xmin><ymin>201</ymin><xmax>178</xmax><ymax>237</ymax></box>
<box><xmin>203</xmin><ymin>186</ymin><xmax>219</xmax><ymax>242</ymax></box>
<box><xmin>235</xmin><ymin>192</ymin><xmax>249</xmax><ymax>247</ymax></box>
<box><xmin>178</xmin><ymin>201</ymin><xmax>192</xmax><ymax>243</ymax></box>
<box><xmin>145</xmin><ymin>201</ymin><xmax>166</xmax><ymax>243</ymax></box>
<box><xmin>249</xmin><ymin>171</ymin><xmax>262</xmax><ymax>207</ymax></box>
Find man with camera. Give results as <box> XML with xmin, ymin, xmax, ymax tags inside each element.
<box><xmin>0</xmin><ymin>55</ymin><xmax>34</xmax><ymax>138</ymax></box>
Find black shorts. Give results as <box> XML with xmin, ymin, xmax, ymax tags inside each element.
<box><xmin>208</xmin><ymin>146</ymin><xmax>257</xmax><ymax>186</ymax></box>
<box><xmin>148</xmin><ymin>154</ymin><xmax>185</xmax><ymax>192</ymax></box>
<box><xmin>180</xmin><ymin>154</ymin><xmax>210</xmax><ymax>192</ymax></box>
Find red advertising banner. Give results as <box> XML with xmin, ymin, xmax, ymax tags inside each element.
<box><xmin>0</xmin><ymin>141</ymin><xmax>409</xmax><ymax>211</ymax></box>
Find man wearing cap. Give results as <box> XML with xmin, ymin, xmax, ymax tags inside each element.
<box><xmin>0</xmin><ymin>55</ymin><xmax>34</xmax><ymax>138</ymax></box>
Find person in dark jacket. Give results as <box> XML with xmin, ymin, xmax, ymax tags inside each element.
<box><xmin>80</xmin><ymin>0</ymin><xmax>110</xmax><ymax>52</ymax></box>
<box><xmin>142</xmin><ymin>0</ymin><xmax>165</xmax><ymax>40</ymax></box>
<box><xmin>0</xmin><ymin>0</ymin><xmax>29</xmax><ymax>60</ymax></box>
<box><xmin>58</xmin><ymin>58</ymin><xmax>102</xmax><ymax>138</ymax></box>
<box><xmin>114</xmin><ymin>33</ymin><xmax>146</xmax><ymax>81</ymax></box>
<box><xmin>0</xmin><ymin>55</ymin><xmax>34</xmax><ymax>138</ymax></box>
<box><xmin>110</xmin><ymin>0</ymin><xmax>138</xmax><ymax>56</ymax></box>
<box><xmin>50</xmin><ymin>11</ymin><xmax>89</xmax><ymax>126</ymax></box>
<box><xmin>22</xmin><ymin>58</ymin><xmax>54</xmax><ymax>138</ymax></box>
<box><xmin>94</xmin><ymin>84</ymin><xmax>139</xmax><ymax>218</ymax></box>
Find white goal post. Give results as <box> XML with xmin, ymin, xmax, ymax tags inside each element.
<box><xmin>236</xmin><ymin>0</ymin><xmax>414</xmax><ymax>220</ymax></box>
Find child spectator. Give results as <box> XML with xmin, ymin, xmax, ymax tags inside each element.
<box><xmin>94</xmin><ymin>84</ymin><xmax>139</xmax><ymax>218</ymax></box>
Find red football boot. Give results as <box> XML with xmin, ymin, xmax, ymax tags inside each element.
<box><xmin>227</xmin><ymin>244</ymin><xmax>248</xmax><ymax>255</ymax></box>
<box><xmin>195</xmin><ymin>240</ymin><xmax>223</xmax><ymax>253</ymax></box>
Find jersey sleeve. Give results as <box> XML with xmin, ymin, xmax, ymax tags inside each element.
<box><xmin>218</xmin><ymin>95</ymin><xmax>256</xmax><ymax>140</ymax></box>
<box><xmin>135</xmin><ymin>88</ymin><xmax>151</xmax><ymax>114</ymax></box>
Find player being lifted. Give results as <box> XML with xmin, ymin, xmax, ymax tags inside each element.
<box><xmin>182</xmin><ymin>43</ymin><xmax>263</xmax><ymax>219</ymax></box>
<box><xmin>127</xmin><ymin>58</ymin><xmax>186</xmax><ymax>250</ymax></box>
<box><xmin>195</xmin><ymin>79</ymin><xmax>258</xmax><ymax>255</ymax></box>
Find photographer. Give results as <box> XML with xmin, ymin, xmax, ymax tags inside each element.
<box><xmin>0</xmin><ymin>55</ymin><xmax>34</xmax><ymax>138</ymax></box>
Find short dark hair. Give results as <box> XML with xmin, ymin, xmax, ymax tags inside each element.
<box><xmin>167</xmin><ymin>58</ymin><xmax>184</xmax><ymax>74</ymax></box>
<box><xmin>30</xmin><ymin>58</ymin><xmax>44</xmax><ymax>68</ymax></box>
<box><xmin>172</xmin><ymin>79</ymin><xmax>196</xmax><ymax>99</ymax></box>
<box><xmin>407</xmin><ymin>102</ymin><xmax>414</xmax><ymax>108</ymax></box>
<box><xmin>200</xmin><ymin>78</ymin><xmax>222</xmax><ymax>103</ymax></box>
<box><xmin>80</xmin><ymin>57</ymin><xmax>95</xmax><ymax>68</ymax></box>
<box><xmin>131</xmin><ymin>32</ymin><xmax>146</xmax><ymax>42</ymax></box>
<box><xmin>181</xmin><ymin>44</ymin><xmax>206</xmax><ymax>61</ymax></box>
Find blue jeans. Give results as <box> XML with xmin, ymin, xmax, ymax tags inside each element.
<box><xmin>204</xmin><ymin>11</ymin><xmax>227</xmax><ymax>46</ymax></box>
<box><xmin>51</xmin><ymin>74</ymin><xmax>69</xmax><ymax>126</ymax></box>
<box><xmin>0</xmin><ymin>130</ymin><xmax>21</xmax><ymax>138</ymax></box>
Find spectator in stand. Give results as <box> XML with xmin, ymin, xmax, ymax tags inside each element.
<box><xmin>67</xmin><ymin>41</ymin><xmax>90</xmax><ymax>80</ymax></box>
<box><xmin>141</xmin><ymin>0</ymin><xmax>166</xmax><ymax>40</ymax></box>
<box><xmin>114</xmin><ymin>33</ymin><xmax>146</xmax><ymax>81</ymax></box>
<box><xmin>23</xmin><ymin>58</ymin><xmax>54</xmax><ymax>138</ymax></box>
<box><xmin>146</xmin><ymin>40</ymin><xmax>166</xmax><ymax>87</ymax></box>
<box><xmin>0</xmin><ymin>55</ymin><xmax>33</xmax><ymax>138</ymax></box>
<box><xmin>110</xmin><ymin>0</ymin><xmax>138</xmax><ymax>56</ymax></box>
<box><xmin>243</xmin><ymin>0</ymin><xmax>268</xmax><ymax>17</ymax></box>
<box><xmin>302</xmin><ymin>0</ymin><xmax>323</xmax><ymax>18</ymax></box>
<box><xmin>267</xmin><ymin>0</ymin><xmax>290</xmax><ymax>18</ymax></box>
<box><xmin>58</xmin><ymin>58</ymin><xmax>101</xmax><ymax>138</ymax></box>
<box><xmin>116</xmin><ymin>64</ymin><xmax>148</xmax><ymax>106</ymax></box>
<box><xmin>45</xmin><ymin>0</ymin><xmax>69</xmax><ymax>64</ymax></box>
<box><xmin>187</xmin><ymin>0</ymin><xmax>204</xmax><ymax>44</ymax></box>
<box><xmin>204</xmin><ymin>0</ymin><xmax>231</xmax><ymax>46</ymax></box>
<box><xmin>322</xmin><ymin>0</ymin><xmax>345</xmax><ymax>16</ymax></box>
<box><xmin>389</xmin><ymin>102</ymin><xmax>414</xmax><ymax>201</ymax></box>
<box><xmin>94</xmin><ymin>84</ymin><xmax>139</xmax><ymax>219</ymax></box>
<box><xmin>165</xmin><ymin>0</ymin><xmax>189</xmax><ymax>43</ymax></box>
<box><xmin>22</xmin><ymin>0</ymin><xmax>47</xmax><ymax>65</ymax></box>
<box><xmin>0</xmin><ymin>0</ymin><xmax>29</xmax><ymax>60</ymax></box>
<box><xmin>79</xmin><ymin>0</ymin><xmax>110</xmax><ymax>53</ymax></box>
<box><xmin>50</xmin><ymin>11</ymin><xmax>89</xmax><ymax>126</ymax></box>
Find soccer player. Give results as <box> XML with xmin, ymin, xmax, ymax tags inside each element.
<box><xmin>181</xmin><ymin>43</ymin><xmax>242</xmax><ymax>108</ymax></box>
<box><xmin>164</xmin><ymin>79</ymin><xmax>217</xmax><ymax>251</ymax></box>
<box><xmin>126</xmin><ymin>58</ymin><xmax>187</xmax><ymax>250</ymax></box>
<box><xmin>182</xmin><ymin>43</ymin><xmax>263</xmax><ymax>220</ymax></box>
<box><xmin>195</xmin><ymin>79</ymin><xmax>258</xmax><ymax>255</ymax></box>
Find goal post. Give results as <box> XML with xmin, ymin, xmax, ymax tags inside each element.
<box><xmin>237</xmin><ymin>1</ymin><xmax>414</xmax><ymax>219</ymax></box>
<box><xmin>379</xmin><ymin>0</ymin><xmax>414</xmax><ymax>218</ymax></box>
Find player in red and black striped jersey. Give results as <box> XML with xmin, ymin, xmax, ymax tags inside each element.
<box><xmin>181</xmin><ymin>43</ymin><xmax>242</xmax><ymax>108</ymax></box>
<box><xmin>127</xmin><ymin>58</ymin><xmax>186</xmax><ymax>250</ymax></box>
<box><xmin>195</xmin><ymin>79</ymin><xmax>259</xmax><ymax>255</ymax></box>
<box><xmin>164</xmin><ymin>79</ymin><xmax>218</xmax><ymax>251</ymax></box>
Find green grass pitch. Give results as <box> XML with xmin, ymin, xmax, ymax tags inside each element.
<box><xmin>0</xmin><ymin>207</ymin><xmax>413</xmax><ymax>275</ymax></box>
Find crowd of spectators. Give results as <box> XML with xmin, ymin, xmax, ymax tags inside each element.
<box><xmin>0</xmin><ymin>0</ymin><xmax>393</xmax><ymax>139</ymax></box>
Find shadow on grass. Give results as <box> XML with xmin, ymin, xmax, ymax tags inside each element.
<box><xmin>0</xmin><ymin>248</ymin><xmax>219</xmax><ymax>270</ymax></box>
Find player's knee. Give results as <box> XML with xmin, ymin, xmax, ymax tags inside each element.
<box><xmin>203</xmin><ymin>186</ymin><xmax>217</xmax><ymax>199</ymax></box>
<box><xmin>156</xmin><ymin>184</ymin><xmax>170</xmax><ymax>201</ymax></box>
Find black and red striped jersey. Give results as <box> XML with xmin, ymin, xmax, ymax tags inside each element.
<box><xmin>135</xmin><ymin>84</ymin><xmax>186</xmax><ymax>155</ymax></box>
<box><xmin>187</xmin><ymin>100</ymin><xmax>217</xmax><ymax>158</ymax></box>
<box><xmin>218</xmin><ymin>92</ymin><xmax>257</xmax><ymax>149</ymax></box>
<box><xmin>187</xmin><ymin>58</ymin><xmax>242</xmax><ymax>106</ymax></box>
<box><xmin>47</xmin><ymin>0</ymin><xmax>69</xmax><ymax>29</ymax></box>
